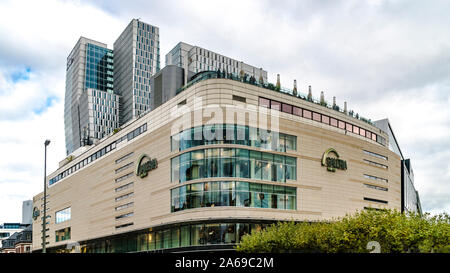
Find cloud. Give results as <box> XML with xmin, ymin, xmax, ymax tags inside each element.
<box><xmin>0</xmin><ymin>101</ymin><xmax>66</xmax><ymax>223</ymax></box>
<box><xmin>81</xmin><ymin>0</ymin><xmax>450</xmax><ymax>214</ymax></box>
<box><xmin>0</xmin><ymin>0</ymin><xmax>124</xmax><ymax>223</ymax></box>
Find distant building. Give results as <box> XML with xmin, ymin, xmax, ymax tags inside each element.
<box><xmin>0</xmin><ymin>225</ymin><xmax>32</xmax><ymax>253</ymax></box>
<box><xmin>374</xmin><ymin>119</ymin><xmax>422</xmax><ymax>214</ymax></box>
<box><xmin>64</xmin><ymin>37</ymin><xmax>117</xmax><ymax>155</ymax></box>
<box><xmin>149</xmin><ymin>65</ymin><xmax>188</xmax><ymax>110</ymax></box>
<box><xmin>114</xmin><ymin>19</ymin><xmax>160</xmax><ymax>124</ymax></box>
<box><xmin>22</xmin><ymin>200</ymin><xmax>33</xmax><ymax>225</ymax></box>
<box><xmin>165</xmin><ymin>41</ymin><xmax>268</xmax><ymax>85</ymax></box>
<box><xmin>0</xmin><ymin>223</ymin><xmax>28</xmax><ymax>249</ymax></box>
<box><xmin>63</xmin><ymin>19</ymin><xmax>161</xmax><ymax>156</ymax></box>
<box><xmin>401</xmin><ymin>159</ymin><xmax>422</xmax><ymax>215</ymax></box>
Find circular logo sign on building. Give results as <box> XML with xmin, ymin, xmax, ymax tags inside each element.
<box><xmin>135</xmin><ymin>154</ymin><xmax>158</xmax><ymax>178</ymax></box>
<box><xmin>322</xmin><ymin>148</ymin><xmax>347</xmax><ymax>172</ymax></box>
<box><xmin>32</xmin><ymin>207</ymin><xmax>40</xmax><ymax>221</ymax></box>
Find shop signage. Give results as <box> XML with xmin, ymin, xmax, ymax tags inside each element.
<box><xmin>135</xmin><ymin>154</ymin><xmax>158</xmax><ymax>178</ymax></box>
<box><xmin>33</xmin><ymin>207</ymin><xmax>40</xmax><ymax>221</ymax></box>
<box><xmin>322</xmin><ymin>148</ymin><xmax>347</xmax><ymax>172</ymax></box>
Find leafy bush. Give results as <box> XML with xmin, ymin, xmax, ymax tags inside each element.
<box><xmin>236</xmin><ymin>210</ymin><xmax>450</xmax><ymax>253</ymax></box>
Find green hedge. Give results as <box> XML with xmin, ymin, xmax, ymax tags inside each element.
<box><xmin>236</xmin><ymin>209</ymin><xmax>450</xmax><ymax>253</ymax></box>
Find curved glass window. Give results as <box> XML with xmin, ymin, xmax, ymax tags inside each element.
<box><xmin>171</xmin><ymin>181</ymin><xmax>296</xmax><ymax>212</ymax></box>
<box><xmin>54</xmin><ymin>221</ymin><xmax>275</xmax><ymax>253</ymax></box>
<box><xmin>171</xmin><ymin>124</ymin><xmax>296</xmax><ymax>153</ymax></box>
<box><xmin>171</xmin><ymin>148</ymin><xmax>297</xmax><ymax>183</ymax></box>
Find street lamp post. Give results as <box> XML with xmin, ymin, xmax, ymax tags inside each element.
<box><xmin>42</xmin><ymin>139</ymin><xmax>50</xmax><ymax>253</ymax></box>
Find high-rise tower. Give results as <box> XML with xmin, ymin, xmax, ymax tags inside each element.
<box><xmin>64</xmin><ymin>37</ymin><xmax>119</xmax><ymax>155</ymax></box>
<box><xmin>114</xmin><ymin>19</ymin><xmax>160</xmax><ymax>125</ymax></box>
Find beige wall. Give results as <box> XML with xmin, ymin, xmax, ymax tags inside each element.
<box><xmin>33</xmin><ymin>79</ymin><xmax>400</xmax><ymax>250</ymax></box>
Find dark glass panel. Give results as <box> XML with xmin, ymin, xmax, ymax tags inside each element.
<box><xmin>312</xmin><ymin>112</ymin><xmax>321</xmax><ymax>122</ymax></box>
<box><xmin>270</xmin><ymin>100</ymin><xmax>281</xmax><ymax>111</ymax></box>
<box><xmin>293</xmin><ymin>106</ymin><xmax>302</xmax><ymax>116</ymax></box>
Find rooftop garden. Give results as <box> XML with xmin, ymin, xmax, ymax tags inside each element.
<box><xmin>177</xmin><ymin>70</ymin><xmax>374</xmax><ymax>126</ymax></box>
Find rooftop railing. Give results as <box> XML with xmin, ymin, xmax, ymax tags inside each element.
<box><xmin>176</xmin><ymin>70</ymin><xmax>374</xmax><ymax>126</ymax></box>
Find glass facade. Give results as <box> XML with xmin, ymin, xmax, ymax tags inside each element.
<box><xmin>49</xmin><ymin>221</ymin><xmax>273</xmax><ymax>253</ymax></box>
<box><xmin>171</xmin><ymin>124</ymin><xmax>297</xmax><ymax>153</ymax></box>
<box><xmin>65</xmin><ymin>39</ymin><xmax>115</xmax><ymax>155</ymax></box>
<box><xmin>171</xmin><ymin>148</ymin><xmax>297</xmax><ymax>183</ymax></box>
<box><xmin>133</xmin><ymin>21</ymin><xmax>159</xmax><ymax>117</ymax></box>
<box><xmin>171</xmin><ymin>181</ymin><xmax>296</xmax><ymax>212</ymax></box>
<box><xmin>85</xmin><ymin>89</ymin><xmax>120</xmax><ymax>139</ymax></box>
<box><xmin>85</xmin><ymin>43</ymin><xmax>114</xmax><ymax>93</ymax></box>
<box><xmin>55</xmin><ymin>207</ymin><xmax>71</xmax><ymax>224</ymax></box>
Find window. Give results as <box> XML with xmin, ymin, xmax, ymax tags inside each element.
<box><xmin>115</xmin><ymin>182</ymin><xmax>134</xmax><ymax>192</ymax></box>
<box><xmin>115</xmin><ymin>172</ymin><xmax>133</xmax><ymax>183</ymax></box>
<box><xmin>293</xmin><ymin>106</ymin><xmax>302</xmax><ymax>116</ymax></box>
<box><xmin>285</xmin><ymin>157</ymin><xmax>297</xmax><ymax>180</ymax></box>
<box><xmin>303</xmin><ymin>109</ymin><xmax>312</xmax><ymax>119</ymax></box>
<box><xmin>330</xmin><ymin>118</ymin><xmax>338</xmax><ymax>127</ymax></box>
<box><xmin>250</xmin><ymin>150</ymin><xmax>262</xmax><ymax>180</ymax></box>
<box><xmin>372</xmin><ymin>133</ymin><xmax>377</xmax><ymax>142</ymax></box>
<box><xmin>346</xmin><ymin>123</ymin><xmax>353</xmax><ymax>132</ymax></box>
<box><xmin>282</xmin><ymin>103</ymin><xmax>292</xmax><ymax>114</ymax></box>
<box><xmin>55</xmin><ymin>227</ymin><xmax>71</xmax><ymax>242</ymax></box>
<box><xmin>49</xmin><ymin>141</ymin><xmax>117</xmax><ymax>186</ymax></box>
<box><xmin>322</xmin><ymin>115</ymin><xmax>330</xmax><ymax>125</ymax></box>
<box><xmin>206</xmin><ymin>149</ymin><xmax>219</xmax><ymax>178</ymax></box>
<box><xmin>115</xmin><ymin>192</ymin><xmax>134</xmax><ymax>202</ymax></box>
<box><xmin>312</xmin><ymin>112</ymin><xmax>321</xmax><ymax>122</ymax></box>
<box><xmin>115</xmin><ymin>202</ymin><xmax>134</xmax><ymax>211</ymax></box>
<box><xmin>115</xmin><ymin>162</ymin><xmax>134</xmax><ymax>174</ymax></box>
<box><xmin>115</xmin><ymin>152</ymin><xmax>134</xmax><ymax>164</ymax></box>
<box><xmin>364</xmin><ymin>197</ymin><xmax>388</xmax><ymax>204</ymax></box>
<box><xmin>235</xmin><ymin>149</ymin><xmax>249</xmax><ymax>178</ymax></box>
<box><xmin>377</xmin><ymin>135</ymin><xmax>387</xmax><ymax>146</ymax></box>
<box><xmin>364</xmin><ymin>184</ymin><xmax>388</xmax><ymax>191</ymax></box>
<box><xmin>363</xmin><ymin>150</ymin><xmax>388</xmax><ymax>161</ymax></box>
<box><xmin>55</xmin><ymin>207</ymin><xmax>71</xmax><ymax>224</ymax></box>
<box><xmin>115</xmin><ymin>212</ymin><xmax>134</xmax><ymax>220</ymax></box>
<box><xmin>232</xmin><ymin>95</ymin><xmax>246</xmax><ymax>103</ymax></box>
<box><xmin>360</xmin><ymin>128</ymin><xmax>366</xmax><ymax>137</ymax></box>
<box><xmin>171</xmin><ymin>181</ymin><xmax>296</xmax><ymax>212</ymax></box>
<box><xmin>364</xmin><ymin>174</ymin><xmax>388</xmax><ymax>183</ymax></box>
<box><xmin>353</xmin><ymin>126</ymin><xmax>360</xmax><ymax>135</ymax></box>
<box><xmin>270</xmin><ymin>100</ymin><xmax>281</xmax><ymax>111</ymax></box>
<box><xmin>171</xmin><ymin>148</ymin><xmax>297</xmax><ymax>183</ymax></box>
<box><xmin>338</xmin><ymin>120</ymin><xmax>345</xmax><ymax>129</ymax></box>
<box><xmin>116</xmin><ymin>223</ymin><xmax>134</xmax><ymax>229</ymax></box>
<box><xmin>285</xmin><ymin>134</ymin><xmax>297</xmax><ymax>151</ymax></box>
<box><xmin>364</xmin><ymin>159</ymin><xmax>388</xmax><ymax>169</ymax></box>
<box><xmin>0</xmin><ymin>232</ymin><xmax>10</xmax><ymax>238</ymax></box>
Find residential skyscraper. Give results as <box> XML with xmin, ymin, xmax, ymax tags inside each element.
<box><xmin>114</xmin><ymin>19</ymin><xmax>160</xmax><ymax>125</ymax></box>
<box><xmin>165</xmin><ymin>42</ymin><xmax>268</xmax><ymax>85</ymax></box>
<box><xmin>64</xmin><ymin>37</ymin><xmax>118</xmax><ymax>155</ymax></box>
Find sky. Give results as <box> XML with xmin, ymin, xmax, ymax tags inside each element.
<box><xmin>0</xmin><ymin>0</ymin><xmax>449</xmax><ymax>223</ymax></box>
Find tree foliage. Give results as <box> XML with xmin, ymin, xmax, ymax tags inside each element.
<box><xmin>236</xmin><ymin>210</ymin><xmax>450</xmax><ymax>253</ymax></box>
